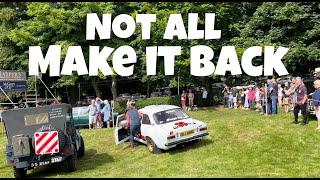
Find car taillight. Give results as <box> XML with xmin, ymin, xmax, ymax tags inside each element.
<box><xmin>200</xmin><ymin>127</ymin><xmax>207</xmax><ymax>131</ymax></box>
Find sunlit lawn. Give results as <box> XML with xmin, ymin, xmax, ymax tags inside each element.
<box><xmin>0</xmin><ymin>107</ymin><xmax>319</xmax><ymax>178</ymax></box>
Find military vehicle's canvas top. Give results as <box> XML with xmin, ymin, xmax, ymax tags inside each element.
<box><xmin>2</xmin><ymin>104</ymin><xmax>69</xmax><ymax>144</ymax></box>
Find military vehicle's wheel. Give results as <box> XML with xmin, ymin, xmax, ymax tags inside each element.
<box><xmin>77</xmin><ymin>136</ymin><xmax>85</xmax><ymax>158</ymax></box>
<box><xmin>146</xmin><ymin>137</ymin><xmax>162</xmax><ymax>154</ymax></box>
<box><xmin>67</xmin><ymin>145</ymin><xmax>77</xmax><ymax>172</ymax></box>
<box><xmin>13</xmin><ymin>167</ymin><xmax>27</xmax><ymax>178</ymax></box>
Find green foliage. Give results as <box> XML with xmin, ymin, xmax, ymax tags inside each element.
<box><xmin>0</xmin><ymin>2</ymin><xmax>318</xmax><ymax>101</ymax></box>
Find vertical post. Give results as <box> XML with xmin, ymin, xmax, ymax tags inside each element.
<box><xmin>25</xmin><ymin>90</ymin><xmax>27</xmax><ymax>106</ymax></box>
<box><xmin>265</xmin><ymin>83</ymin><xmax>268</xmax><ymax>115</ymax></box>
<box><xmin>111</xmin><ymin>100</ymin><xmax>115</xmax><ymax>129</ymax></box>
<box><xmin>178</xmin><ymin>76</ymin><xmax>180</xmax><ymax>95</ymax></box>
<box><xmin>78</xmin><ymin>83</ymin><xmax>80</xmax><ymax>102</ymax></box>
<box><xmin>45</xmin><ymin>90</ymin><xmax>47</xmax><ymax>104</ymax></box>
<box><xmin>35</xmin><ymin>75</ymin><xmax>37</xmax><ymax>105</ymax></box>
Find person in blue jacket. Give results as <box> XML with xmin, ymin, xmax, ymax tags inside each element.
<box><xmin>312</xmin><ymin>80</ymin><xmax>320</xmax><ymax>129</ymax></box>
<box><xmin>101</xmin><ymin>100</ymin><xmax>111</xmax><ymax>128</ymax></box>
<box><xmin>125</xmin><ymin>101</ymin><xmax>142</xmax><ymax>148</ymax></box>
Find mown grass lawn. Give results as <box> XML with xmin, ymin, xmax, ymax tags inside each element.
<box><xmin>1</xmin><ymin>107</ymin><xmax>320</xmax><ymax>178</ymax></box>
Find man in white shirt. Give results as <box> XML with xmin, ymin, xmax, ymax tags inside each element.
<box><xmin>202</xmin><ymin>88</ymin><xmax>208</xmax><ymax>108</ymax></box>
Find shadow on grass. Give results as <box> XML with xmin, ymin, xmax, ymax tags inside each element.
<box><xmin>166</xmin><ymin>138</ymin><xmax>213</xmax><ymax>155</ymax></box>
<box><xmin>307</xmin><ymin>114</ymin><xmax>317</xmax><ymax>121</ymax></box>
<box><xmin>27</xmin><ymin>149</ymin><xmax>114</xmax><ymax>178</ymax></box>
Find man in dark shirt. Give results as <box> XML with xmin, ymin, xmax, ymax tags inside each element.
<box><xmin>290</xmin><ymin>77</ymin><xmax>308</xmax><ymax>125</ymax></box>
<box><xmin>270</xmin><ymin>77</ymin><xmax>279</xmax><ymax>114</ymax></box>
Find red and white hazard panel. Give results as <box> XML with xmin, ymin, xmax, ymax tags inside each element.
<box><xmin>34</xmin><ymin>131</ymin><xmax>59</xmax><ymax>155</ymax></box>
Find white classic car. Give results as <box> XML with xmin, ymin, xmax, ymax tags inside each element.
<box><xmin>114</xmin><ymin>105</ymin><xmax>209</xmax><ymax>153</ymax></box>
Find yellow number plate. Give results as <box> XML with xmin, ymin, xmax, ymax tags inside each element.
<box><xmin>180</xmin><ymin>130</ymin><xmax>194</xmax><ymax>137</ymax></box>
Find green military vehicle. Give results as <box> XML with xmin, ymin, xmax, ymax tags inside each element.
<box><xmin>2</xmin><ymin>104</ymin><xmax>85</xmax><ymax>178</ymax></box>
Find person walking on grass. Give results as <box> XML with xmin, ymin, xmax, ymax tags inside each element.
<box><xmin>287</xmin><ymin>77</ymin><xmax>308</xmax><ymax>125</ymax></box>
<box><xmin>87</xmin><ymin>99</ymin><xmax>98</xmax><ymax>129</ymax></box>
<box><xmin>312</xmin><ymin>80</ymin><xmax>320</xmax><ymax>129</ymax></box>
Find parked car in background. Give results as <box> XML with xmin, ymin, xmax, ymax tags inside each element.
<box><xmin>160</xmin><ymin>87</ymin><xmax>172</xmax><ymax>96</ymax></box>
<box><xmin>116</xmin><ymin>93</ymin><xmax>131</xmax><ymax>101</ymax></box>
<box><xmin>114</xmin><ymin>105</ymin><xmax>209</xmax><ymax>154</ymax></box>
<box><xmin>132</xmin><ymin>93</ymin><xmax>147</xmax><ymax>100</ymax></box>
<box><xmin>72</xmin><ymin>106</ymin><xmax>119</xmax><ymax>128</ymax></box>
<box><xmin>150</xmin><ymin>90</ymin><xmax>162</xmax><ymax>97</ymax></box>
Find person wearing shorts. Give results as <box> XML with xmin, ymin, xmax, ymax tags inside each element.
<box><xmin>87</xmin><ymin>99</ymin><xmax>97</xmax><ymax>129</ymax></box>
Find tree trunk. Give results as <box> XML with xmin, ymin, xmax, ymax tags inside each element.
<box><xmin>111</xmin><ymin>75</ymin><xmax>117</xmax><ymax>101</ymax></box>
<box><xmin>147</xmin><ymin>80</ymin><xmax>150</xmax><ymax>97</ymax></box>
<box><xmin>65</xmin><ymin>86</ymin><xmax>70</xmax><ymax>104</ymax></box>
<box><xmin>91</xmin><ymin>77</ymin><xmax>101</xmax><ymax>97</ymax></box>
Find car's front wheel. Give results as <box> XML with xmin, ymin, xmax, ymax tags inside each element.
<box><xmin>146</xmin><ymin>137</ymin><xmax>162</xmax><ymax>154</ymax></box>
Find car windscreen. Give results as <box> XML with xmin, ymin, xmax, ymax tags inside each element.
<box><xmin>153</xmin><ymin>108</ymin><xmax>189</xmax><ymax>124</ymax></box>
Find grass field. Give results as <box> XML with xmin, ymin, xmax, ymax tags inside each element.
<box><xmin>1</xmin><ymin>107</ymin><xmax>320</xmax><ymax>178</ymax></box>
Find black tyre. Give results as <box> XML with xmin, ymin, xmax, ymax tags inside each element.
<box><xmin>146</xmin><ymin>137</ymin><xmax>162</xmax><ymax>154</ymax></box>
<box><xmin>77</xmin><ymin>136</ymin><xmax>85</xmax><ymax>158</ymax></box>
<box><xmin>13</xmin><ymin>167</ymin><xmax>27</xmax><ymax>178</ymax></box>
<box><xmin>67</xmin><ymin>145</ymin><xmax>77</xmax><ymax>172</ymax></box>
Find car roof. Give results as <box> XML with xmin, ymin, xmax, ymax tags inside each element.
<box><xmin>139</xmin><ymin>105</ymin><xmax>181</xmax><ymax>114</ymax></box>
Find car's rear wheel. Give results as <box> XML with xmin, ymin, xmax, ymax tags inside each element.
<box><xmin>13</xmin><ymin>167</ymin><xmax>27</xmax><ymax>178</ymax></box>
<box><xmin>146</xmin><ymin>137</ymin><xmax>161</xmax><ymax>154</ymax></box>
<box><xmin>67</xmin><ymin>145</ymin><xmax>77</xmax><ymax>172</ymax></box>
<box><xmin>77</xmin><ymin>136</ymin><xmax>85</xmax><ymax>158</ymax></box>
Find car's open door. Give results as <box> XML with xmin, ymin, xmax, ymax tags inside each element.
<box><xmin>114</xmin><ymin>114</ymin><xmax>129</xmax><ymax>145</ymax></box>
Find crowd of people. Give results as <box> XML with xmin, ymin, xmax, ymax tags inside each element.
<box><xmin>86</xmin><ymin>97</ymin><xmax>112</xmax><ymax>129</ymax></box>
<box><xmin>180</xmin><ymin>87</ymin><xmax>208</xmax><ymax>112</ymax></box>
<box><xmin>222</xmin><ymin>69</ymin><xmax>320</xmax><ymax>129</ymax></box>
